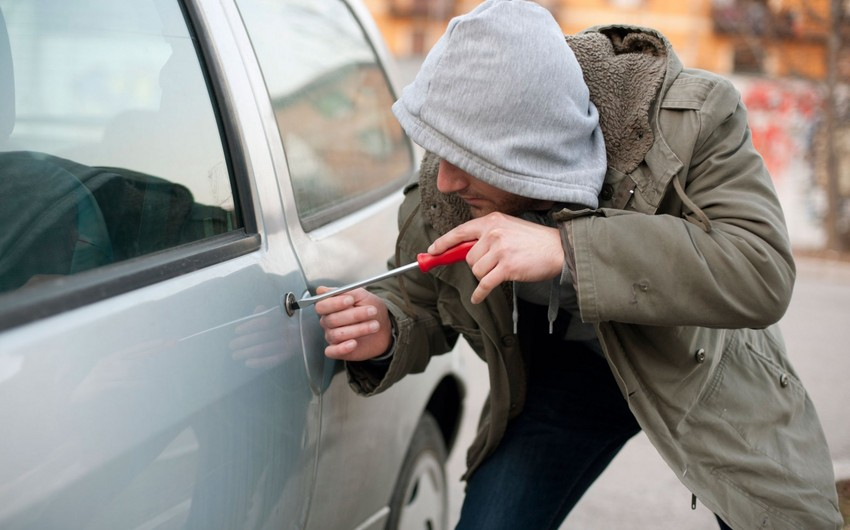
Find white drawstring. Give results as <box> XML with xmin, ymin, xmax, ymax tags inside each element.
<box><xmin>511</xmin><ymin>281</ymin><xmax>519</xmax><ymax>335</ymax></box>
<box><xmin>547</xmin><ymin>275</ymin><xmax>559</xmax><ymax>334</ymax></box>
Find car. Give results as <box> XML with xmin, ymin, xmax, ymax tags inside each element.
<box><xmin>0</xmin><ymin>0</ymin><xmax>467</xmax><ymax>528</ymax></box>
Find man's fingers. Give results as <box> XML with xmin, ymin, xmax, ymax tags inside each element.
<box><xmin>319</xmin><ymin>304</ymin><xmax>378</xmax><ymax>329</ymax></box>
<box><xmin>314</xmin><ymin>289</ymin><xmax>355</xmax><ymax>316</ymax></box>
<box><xmin>428</xmin><ymin>222</ymin><xmax>483</xmax><ymax>255</ymax></box>
<box><xmin>324</xmin><ymin>339</ymin><xmax>358</xmax><ymax>359</ymax></box>
<box><xmin>314</xmin><ymin>287</ymin><xmax>391</xmax><ymax>361</ymax></box>
<box><xmin>314</xmin><ymin>287</ymin><xmax>380</xmax><ymax>316</ymax></box>
<box><xmin>471</xmin><ymin>265</ymin><xmax>505</xmax><ymax>304</ymax></box>
<box><xmin>464</xmin><ymin>238</ymin><xmax>506</xmax><ymax>303</ymax></box>
<box><xmin>468</xmin><ymin>241</ymin><xmax>498</xmax><ymax>278</ymax></box>
<box><xmin>323</xmin><ymin>320</ymin><xmax>381</xmax><ymax>345</ymax></box>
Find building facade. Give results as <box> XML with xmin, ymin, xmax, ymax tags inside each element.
<box><xmin>364</xmin><ymin>0</ymin><xmax>842</xmax><ymax>81</ymax></box>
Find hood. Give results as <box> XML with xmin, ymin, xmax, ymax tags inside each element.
<box><xmin>418</xmin><ymin>24</ymin><xmax>674</xmax><ymax>235</ymax></box>
<box><xmin>393</xmin><ymin>0</ymin><xmax>607</xmax><ymax>208</ymax></box>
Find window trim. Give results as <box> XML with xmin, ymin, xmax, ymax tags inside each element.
<box><xmin>0</xmin><ymin>232</ymin><xmax>260</xmax><ymax>331</ymax></box>
<box><xmin>0</xmin><ymin>0</ymin><xmax>261</xmax><ymax>331</ymax></box>
<box><xmin>183</xmin><ymin>0</ymin><xmax>257</xmax><ymax>237</ymax></box>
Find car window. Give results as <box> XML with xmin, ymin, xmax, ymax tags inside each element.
<box><xmin>234</xmin><ymin>0</ymin><xmax>413</xmax><ymax>231</ymax></box>
<box><xmin>0</xmin><ymin>0</ymin><xmax>240</xmax><ymax>295</ymax></box>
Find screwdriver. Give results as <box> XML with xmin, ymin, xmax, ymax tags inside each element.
<box><xmin>287</xmin><ymin>240</ymin><xmax>476</xmax><ymax>312</ymax></box>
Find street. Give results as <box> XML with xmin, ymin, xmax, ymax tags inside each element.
<box><xmin>445</xmin><ymin>254</ymin><xmax>850</xmax><ymax>529</ymax></box>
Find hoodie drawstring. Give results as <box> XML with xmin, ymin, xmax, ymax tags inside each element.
<box><xmin>672</xmin><ymin>176</ymin><xmax>712</xmax><ymax>233</ymax></box>
<box><xmin>511</xmin><ymin>278</ymin><xmax>559</xmax><ymax>335</ymax></box>
<box><xmin>547</xmin><ymin>275</ymin><xmax>559</xmax><ymax>334</ymax></box>
<box><xmin>511</xmin><ymin>281</ymin><xmax>519</xmax><ymax>335</ymax></box>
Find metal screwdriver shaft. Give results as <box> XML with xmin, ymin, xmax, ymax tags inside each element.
<box><xmin>289</xmin><ymin>240</ymin><xmax>476</xmax><ymax>311</ymax></box>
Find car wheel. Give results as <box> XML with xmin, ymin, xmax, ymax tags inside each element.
<box><xmin>386</xmin><ymin>412</ymin><xmax>449</xmax><ymax>530</ymax></box>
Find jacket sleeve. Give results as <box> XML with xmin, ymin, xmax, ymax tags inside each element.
<box><xmin>346</xmin><ymin>189</ymin><xmax>460</xmax><ymax>396</ymax></box>
<box><xmin>562</xmin><ymin>76</ymin><xmax>795</xmax><ymax>329</ymax></box>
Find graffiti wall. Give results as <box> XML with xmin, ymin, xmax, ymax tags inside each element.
<box><xmin>732</xmin><ymin>75</ymin><xmax>826</xmax><ymax>249</ymax></box>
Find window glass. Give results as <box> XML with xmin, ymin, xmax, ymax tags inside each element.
<box><xmin>0</xmin><ymin>0</ymin><xmax>239</xmax><ymax>294</ymax></box>
<box><xmin>234</xmin><ymin>0</ymin><xmax>413</xmax><ymax>231</ymax></box>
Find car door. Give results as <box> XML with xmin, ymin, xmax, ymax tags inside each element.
<box><xmin>0</xmin><ymin>0</ymin><xmax>320</xmax><ymax>528</ymax></box>
<box><xmin>227</xmin><ymin>1</ymin><xmax>441</xmax><ymax>527</ymax></box>
<box><xmin>228</xmin><ymin>0</ymin><xmax>414</xmax><ymax>388</ymax></box>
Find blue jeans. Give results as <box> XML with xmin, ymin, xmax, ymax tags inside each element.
<box><xmin>456</xmin><ymin>303</ymin><xmax>733</xmax><ymax>530</ymax></box>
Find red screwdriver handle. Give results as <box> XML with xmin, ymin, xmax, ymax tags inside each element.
<box><xmin>416</xmin><ymin>240</ymin><xmax>476</xmax><ymax>273</ymax></box>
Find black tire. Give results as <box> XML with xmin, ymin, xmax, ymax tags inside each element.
<box><xmin>385</xmin><ymin>411</ymin><xmax>449</xmax><ymax>530</ymax></box>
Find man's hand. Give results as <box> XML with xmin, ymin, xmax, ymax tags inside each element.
<box><xmin>315</xmin><ymin>287</ymin><xmax>393</xmax><ymax>361</ymax></box>
<box><xmin>428</xmin><ymin>212</ymin><xmax>564</xmax><ymax>304</ymax></box>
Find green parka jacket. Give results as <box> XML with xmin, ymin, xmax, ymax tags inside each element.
<box><xmin>348</xmin><ymin>25</ymin><xmax>843</xmax><ymax>529</ymax></box>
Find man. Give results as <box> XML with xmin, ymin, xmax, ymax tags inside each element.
<box><xmin>316</xmin><ymin>0</ymin><xmax>843</xmax><ymax>528</ymax></box>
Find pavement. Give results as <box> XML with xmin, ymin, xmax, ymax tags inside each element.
<box><xmin>444</xmin><ymin>254</ymin><xmax>850</xmax><ymax>529</ymax></box>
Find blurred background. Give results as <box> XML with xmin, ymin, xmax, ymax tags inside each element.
<box><xmin>365</xmin><ymin>0</ymin><xmax>850</xmax><ymax>256</ymax></box>
<box><xmin>362</xmin><ymin>1</ymin><xmax>850</xmax><ymax>528</ymax></box>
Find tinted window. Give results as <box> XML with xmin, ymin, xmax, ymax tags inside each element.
<box><xmin>0</xmin><ymin>0</ymin><xmax>239</xmax><ymax>294</ymax></box>
<box><xmin>235</xmin><ymin>0</ymin><xmax>413</xmax><ymax>231</ymax></box>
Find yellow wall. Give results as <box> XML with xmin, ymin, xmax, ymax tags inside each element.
<box><xmin>365</xmin><ymin>0</ymin><xmax>829</xmax><ymax>80</ymax></box>
<box><xmin>556</xmin><ymin>0</ymin><xmax>714</xmax><ymax>70</ymax></box>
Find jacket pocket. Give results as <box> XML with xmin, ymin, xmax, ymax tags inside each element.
<box><xmin>701</xmin><ymin>334</ymin><xmax>805</xmax><ymax>467</ymax></box>
<box><xmin>697</xmin><ymin>331</ymin><xmax>837</xmax><ymax>526</ymax></box>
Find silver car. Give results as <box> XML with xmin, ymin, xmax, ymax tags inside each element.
<box><xmin>0</xmin><ymin>0</ymin><xmax>467</xmax><ymax>528</ymax></box>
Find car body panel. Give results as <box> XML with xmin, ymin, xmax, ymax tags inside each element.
<box><xmin>0</xmin><ymin>252</ymin><xmax>319</xmax><ymax>529</ymax></box>
<box><xmin>212</xmin><ymin>1</ymin><xmax>462</xmax><ymax>526</ymax></box>
<box><xmin>0</xmin><ymin>0</ymin><xmax>465</xmax><ymax>528</ymax></box>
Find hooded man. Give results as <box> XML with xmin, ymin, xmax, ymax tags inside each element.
<box><xmin>316</xmin><ymin>1</ymin><xmax>843</xmax><ymax>528</ymax></box>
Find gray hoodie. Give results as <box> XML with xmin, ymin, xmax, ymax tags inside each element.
<box><xmin>391</xmin><ymin>0</ymin><xmax>607</xmax><ymax>208</ymax></box>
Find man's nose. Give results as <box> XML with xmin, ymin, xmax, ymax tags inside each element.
<box><xmin>436</xmin><ymin>160</ymin><xmax>468</xmax><ymax>193</ymax></box>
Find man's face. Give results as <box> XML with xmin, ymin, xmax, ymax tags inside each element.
<box><xmin>436</xmin><ymin>160</ymin><xmax>554</xmax><ymax>217</ymax></box>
